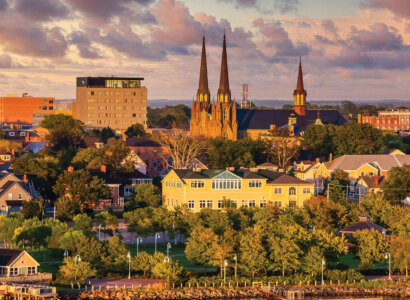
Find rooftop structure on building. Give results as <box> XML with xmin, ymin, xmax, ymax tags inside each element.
<box><xmin>339</xmin><ymin>215</ymin><xmax>386</xmax><ymax>237</ymax></box>
<box><xmin>359</xmin><ymin>109</ymin><xmax>410</xmax><ymax>132</ymax></box>
<box><xmin>73</xmin><ymin>76</ymin><xmax>147</xmax><ymax>131</ymax></box>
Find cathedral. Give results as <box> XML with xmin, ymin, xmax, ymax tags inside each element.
<box><xmin>190</xmin><ymin>35</ymin><xmax>347</xmax><ymax>140</ymax></box>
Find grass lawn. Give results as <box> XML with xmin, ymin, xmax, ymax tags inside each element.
<box><xmin>338</xmin><ymin>253</ymin><xmax>387</xmax><ymax>269</ymax></box>
<box><xmin>28</xmin><ymin>248</ymin><xmax>65</xmax><ymax>263</ymax></box>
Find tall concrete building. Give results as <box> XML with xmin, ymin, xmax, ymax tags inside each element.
<box><xmin>73</xmin><ymin>77</ymin><xmax>147</xmax><ymax>131</ymax></box>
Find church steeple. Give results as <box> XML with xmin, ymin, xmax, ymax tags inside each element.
<box><xmin>217</xmin><ymin>34</ymin><xmax>231</xmax><ymax>103</ymax></box>
<box><xmin>197</xmin><ymin>35</ymin><xmax>210</xmax><ymax>103</ymax></box>
<box><xmin>293</xmin><ymin>57</ymin><xmax>307</xmax><ymax>116</ymax></box>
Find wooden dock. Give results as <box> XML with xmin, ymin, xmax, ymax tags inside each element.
<box><xmin>0</xmin><ymin>283</ymin><xmax>57</xmax><ymax>299</ymax></box>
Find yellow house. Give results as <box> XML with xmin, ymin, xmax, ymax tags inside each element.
<box><xmin>0</xmin><ymin>249</ymin><xmax>39</xmax><ymax>277</ymax></box>
<box><xmin>162</xmin><ymin>168</ymin><xmax>314</xmax><ymax>212</ymax></box>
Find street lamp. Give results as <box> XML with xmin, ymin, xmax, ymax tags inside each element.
<box><xmin>63</xmin><ymin>250</ymin><xmax>69</xmax><ymax>258</ymax></box>
<box><xmin>167</xmin><ymin>243</ymin><xmax>171</xmax><ymax>257</ymax></box>
<box><xmin>136</xmin><ymin>237</ymin><xmax>143</xmax><ymax>256</ymax></box>
<box><xmin>154</xmin><ymin>233</ymin><xmax>160</xmax><ymax>253</ymax></box>
<box><xmin>98</xmin><ymin>224</ymin><xmax>101</xmax><ymax>241</ymax></box>
<box><xmin>74</xmin><ymin>255</ymin><xmax>81</xmax><ymax>282</ymax></box>
<box><xmin>224</xmin><ymin>259</ymin><xmax>228</xmax><ymax>284</ymax></box>
<box><xmin>127</xmin><ymin>252</ymin><xmax>131</xmax><ymax>279</ymax></box>
<box><xmin>321</xmin><ymin>258</ymin><xmax>326</xmax><ymax>285</ymax></box>
<box><xmin>233</xmin><ymin>254</ymin><xmax>237</xmax><ymax>278</ymax></box>
<box><xmin>385</xmin><ymin>252</ymin><xmax>391</xmax><ymax>280</ymax></box>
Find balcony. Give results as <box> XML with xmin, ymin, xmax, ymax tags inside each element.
<box><xmin>0</xmin><ymin>273</ymin><xmax>52</xmax><ymax>283</ymax></box>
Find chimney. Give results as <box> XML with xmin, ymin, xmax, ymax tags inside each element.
<box><xmin>226</xmin><ymin>167</ymin><xmax>235</xmax><ymax>171</ymax></box>
<box><xmin>122</xmin><ymin>134</ymin><xmax>127</xmax><ymax>141</ymax></box>
<box><xmin>357</xmin><ymin>113</ymin><xmax>362</xmax><ymax>124</ymax></box>
<box><xmin>315</xmin><ymin>158</ymin><xmax>320</xmax><ymax>163</ymax></box>
<box><xmin>23</xmin><ymin>174</ymin><xmax>28</xmax><ymax>183</ymax></box>
<box><xmin>374</xmin><ymin>175</ymin><xmax>379</xmax><ymax>186</ymax></box>
<box><xmin>101</xmin><ymin>165</ymin><xmax>107</xmax><ymax>173</ymax></box>
<box><xmin>11</xmin><ymin>149</ymin><xmax>14</xmax><ymax>156</ymax></box>
<box><xmin>329</xmin><ymin>153</ymin><xmax>333</xmax><ymax>162</ymax></box>
<box><xmin>193</xmin><ymin>167</ymin><xmax>201</xmax><ymax>172</ymax></box>
<box><xmin>67</xmin><ymin>166</ymin><xmax>74</xmax><ymax>172</ymax></box>
<box><xmin>25</xmin><ymin>132</ymin><xmax>30</xmax><ymax>141</ymax></box>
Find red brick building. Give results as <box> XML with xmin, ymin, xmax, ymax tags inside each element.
<box><xmin>360</xmin><ymin>110</ymin><xmax>410</xmax><ymax>131</ymax></box>
<box><xmin>0</xmin><ymin>94</ymin><xmax>55</xmax><ymax>125</ymax></box>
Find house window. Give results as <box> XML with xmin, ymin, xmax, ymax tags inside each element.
<box><xmin>249</xmin><ymin>200</ymin><xmax>256</xmax><ymax>207</ymax></box>
<box><xmin>303</xmin><ymin>188</ymin><xmax>310</xmax><ymax>194</ymax></box>
<box><xmin>176</xmin><ymin>181</ymin><xmax>182</xmax><ymax>188</ymax></box>
<box><xmin>260</xmin><ymin>198</ymin><xmax>267</xmax><ymax>208</ymax></box>
<box><xmin>206</xmin><ymin>200</ymin><xmax>213</xmax><ymax>208</ymax></box>
<box><xmin>165</xmin><ymin>180</ymin><xmax>171</xmax><ymax>187</ymax></box>
<box><xmin>188</xmin><ymin>200</ymin><xmax>195</xmax><ymax>209</ymax></box>
<box><xmin>191</xmin><ymin>180</ymin><xmax>205</xmax><ymax>188</ymax></box>
<box><xmin>289</xmin><ymin>187</ymin><xmax>296</xmax><ymax>195</ymax></box>
<box><xmin>274</xmin><ymin>201</ymin><xmax>282</xmax><ymax>207</ymax></box>
<box><xmin>274</xmin><ymin>188</ymin><xmax>282</xmax><ymax>194</ymax></box>
<box><xmin>27</xmin><ymin>266</ymin><xmax>36</xmax><ymax>275</ymax></box>
<box><xmin>8</xmin><ymin>193</ymin><xmax>12</xmax><ymax>200</ymax></box>
<box><xmin>199</xmin><ymin>200</ymin><xmax>206</xmax><ymax>208</ymax></box>
<box><xmin>361</xmin><ymin>172</ymin><xmax>365</xmax><ymax>177</ymax></box>
<box><xmin>248</xmin><ymin>180</ymin><xmax>262</xmax><ymax>188</ymax></box>
<box><xmin>10</xmin><ymin>268</ymin><xmax>18</xmax><ymax>276</ymax></box>
<box><xmin>172</xmin><ymin>181</ymin><xmax>175</xmax><ymax>188</ymax></box>
<box><xmin>289</xmin><ymin>201</ymin><xmax>297</xmax><ymax>208</ymax></box>
<box><xmin>241</xmin><ymin>200</ymin><xmax>248</xmax><ymax>207</ymax></box>
<box><xmin>212</xmin><ymin>179</ymin><xmax>241</xmax><ymax>190</ymax></box>
<box><xmin>218</xmin><ymin>200</ymin><xmax>223</xmax><ymax>208</ymax></box>
<box><xmin>18</xmin><ymin>193</ymin><xmax>22</xmax><ymax>200</ymax></box>
<box><xmin>370</xmin><ymin>172</ymin><xmax>374</xmax><ymax>176</ymax></box>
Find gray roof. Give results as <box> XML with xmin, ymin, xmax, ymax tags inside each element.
<box><xmin>328</xmin><ymin>155</ymin><xmax>410</xmax><ymax>171</ymax></box>
<box><xmin>0</xmin><ymin>249</ymin><xmax>23</xmax><ymax>266</ymax></box>
<box><xmin>172</xmin><ymin>168</ymin><xmax>311</xmax><ymax>185</ymax></box>
<box><xmin>237</xmin><ymin>109</ymin><xmax>347</xmax><ymax>131</ymax></box>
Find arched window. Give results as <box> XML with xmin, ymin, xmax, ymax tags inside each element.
<box><xmin>224</xmin><ymin>109</ymin><xmax>229</xmax><ymax>120</ymax></box>
<box><xmin>289</xmin><ymin>187</ymin><xmax>296</xmax><ymax>195</ymax></box>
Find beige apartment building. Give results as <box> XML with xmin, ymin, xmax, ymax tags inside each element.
<box><xmin>73</xmin><ymin>77</ymin><xmax>147</xmax><ymax>131</ymax></box>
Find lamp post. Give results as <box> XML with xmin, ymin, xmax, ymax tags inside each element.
<box><xmin>233</xmin><ymin>254</ymin><xmax>237</xmax><ymax>278</ymax></box>
<box><xmin>167</xmin><ymin>242</ymin><xmax>171</xmax><ymax>257</ymax></box>
<box><xmin>136</xmin><ymin>237</ymin><xmax>143</xmax><ymax>256</ymax></box>
<box><xmin>64</xmin><ymin>250</ymin><xmax>69</xmax><ymax>258</ymax></box>
<box><xmin>321</xmin><ymin>258</ymin><xmax>325</xmax><ymax>285</ymax></box>
<box><xmin>98</xmin><ymin>224</ymin><xmax>101</xmax><ymax>241</ymax></box>
<box><xmin>385</xmin><ymin>252</ymin><xmax>391</xmax><ymax>280</ymax></box>
<box><xmin>154</xmin><ymin>233</ymin><xmax>160</xmax><ymax>253</ymax></box>
<box><xmin>127</xmin><ymin>252</ymin><xmax>131</xmax><ymax>279</ymax></box>
<box><xmin>74</xmin><ymin>255</ymin><xmax>81</xmax><ymax>282</ymax></box>
<box><xmin>224</xmin><ymin>259</ymin><xmax>228</xmax><ymax>284</ymax></box>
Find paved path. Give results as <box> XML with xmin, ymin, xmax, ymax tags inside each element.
<box><xmin>364</xmin><ymin>274</ymin><xmax>407</xmax><ymax>281</ymax></box>
<box><xmin>86</xmin><ymin>278</ymin><xmax>164</xmax><ymax>288</ymax></box>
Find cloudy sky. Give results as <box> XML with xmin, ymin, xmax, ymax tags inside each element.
<box><xmin>0</xmin><ymin>0</ymin><xmax>409</xmax><ymax>101</ymax></box>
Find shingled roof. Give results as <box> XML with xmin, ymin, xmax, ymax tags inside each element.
<box><xmin>339</xmin><ymin>215</ymin><xmax>385</xmax><ymax>237</ymax></box>
<box><xmin>327</xmin><ymin>155</ymin><xmax>410</xmax><ymax>171</ymax></box>
<box><xmin>126</xmin><ymin>137</ymin><xmax>161</xmax><ymax>148</ymax></box>
<box><xmin>236</xmin><ymin>109</ymin><xmax>347</xmax><ymax>131</ymax></box>
<box><xmin>172</xmin><ymin>168</ymin><xmax>311</xmax><ymax>185</ymax></box>
<box><xmin>0</xmin><ymin>249</ymin><xmax>23</xmax><ymax>266</ymax></box>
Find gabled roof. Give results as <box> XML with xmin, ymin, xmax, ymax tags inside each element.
<box><xmin>0</xmin><ymin>181</ymin><xmax>30</xmax><ymax>198</ymax></box>
<box><xmin>340</xmin><ymin>220</ymin><xmax>385</xmax><ymax>236</ymax></box>
<box><xmin>357</xmin><ymin>175</ymin><xmax>385</xmax><ymax>188</ymax></box>
<box><xmin>327</xmin><ymin>155</ymin><xmax>410</xmax><ymax>171</ymax></box>
<box><xmin>126</xmin><ymin>137</ymin><xmax>161</xmax><ymax>148</ymax></box>
<box><xmin>0</xmin><ymin>249</ymin><xmax>22</xmax><ymax>266</ymax></box>
<box><xmin>82</xmin><ymin>137</ymin><xmax>104</xmax><ymax>148</ymax></box>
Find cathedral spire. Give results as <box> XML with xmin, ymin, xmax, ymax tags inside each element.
<box><xmin>217</xmin><ymin>33</ymin><xmax>231</xmax><ymax>103</ymax></box>
<box><xmin>197</xmin><ymin>35</ymin><xmax>210</xmax><ymax>102</ymax></box>
<box><xmin>293</xmin><ymin>57</ymin><xmax>307</xmax><ymax>116</ymax></box>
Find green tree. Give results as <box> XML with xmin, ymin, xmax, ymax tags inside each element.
<box><xmin>125</xmin><ymin>123</ymin><xmax>147</xmax><ymax>138</ymax></box>
<box><xmin>185</xmin><ymin>225</ymin><xmax>216</xmax><ymax>270</ymax></box>
<box><xmin>107</xmin><ymin>236</ymin><xmax>128</xmax><ymax>266</ymax></box>
<box><xmin>21</xmin><ymin>200</ymin><xmax>43</xmax><ymax>219</ymax></box>
<box><xmin>239</xmin><ymin>226</ymin><xmax>268</xmax><ymax>277</ymax></box>
<box><xmin>383</xmin><ymin>134</ymin><xmax>408</xmax><ymax>153</ymax></box>
<box><xmin>382</xmin><ymin>165</ymin><xmax>410</xmax><ymax>204</ymax></box>
<box><xmin>95</xmin><ymin>211</ymin><xmax>118</xmax><ymax>236</ymax></box>
<box><xmin>72</xmin><ymin>147</ymin><xmax>105</xmax><ymax>170</ymax></box>
<box><xmin>55</xmin><ymin>196</ymin><xmax>80</xmax><ymax>221</ymax></box>
<box><xmin>73</xmin><ymin>214</ymin><xmax>93</xmax><ymax>236</ymax></box>
<box><xmin>59</xmin><ymin>230</ymin><xmax>87</xmax><ymax>253</ymax></box>
<box><xmin>390</xmin><ymin>235</ymin><xmax>409</xmax><ymax>277</ymax></box>
<box><xmin>303</xmin><ymin>124</ymin><xmax>338</xmax><ymax>158</ymax></box>
<box><xmin>41</xmin><ymin>114</ymin><xmax>85</xmax><ymax>153</ymax></box>
<box><xmin>151</xmin><ymin>258</ymin><xmax>184</xmax><ymax>283</ymax></box>
<box><xmin>44</xmin><ymin>219</ymin><xmax>69</xmax><ymax>248</ymax></box>
<box><xmin>268</xmin><ymin>233</ymin><xmax>301</xmax><ymax>276</ymax></box>
<box><xmin>333</xmin><ymin>122</ymin><xmax>385</xmax><ymax>156</ymax></box>
<box><xmin>124</xmin><ymin>207</ymin><xmax>154</xmax><ymax>238</ymax></box>
<box><xmin>131</xmin><ymin>251</ymin><xmax>154</xmax><ymax>277</ymax></box>
<box><xmin>53</xmin><ymin>169</ymin><xmax>111</xmax><ymax>211</ymax></box>
<box><xmin>0</xmin><ymin>213</ymin><xmax>24</xmax><ymax>248</ymax></box>
<box><xmin>302</xmin><ymin>246</ymin><xmax>323</xmax><ymax>276</ymax></box>
<box><xmin>88</xmin><ymin>127</ymin><xmax>117</xmax><ymax>141</ymax></box>
<box><xmin>131</xmin><ymin>183</ymin><xmax>161</xmax><ymax>208</ymax></box>
<box><xmin>59</xmin><ymin>256</ymin><xmax>96</xmax><ymax>282</ymax></box>
<box><xmin>326</xmin><ymin>170</ymin><xmax>350</xmax><ymax>205</ymax></box>
<box><xmin>355</xmin><ymin>229</ymin><xmax>387</xmax><ymax>270</ymax></box>
<box><xmin>103</xmin><ymin>138</ymin><xmax>135</xmax><ymax>179</ymax></box>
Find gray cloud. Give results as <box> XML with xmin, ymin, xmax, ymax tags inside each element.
<box><xmin>348</xmin><ymin>23</ymin><xmax>402</xmax><ymax>51</ymax></box>
<box><xmin>14</xmin><ymin>0</ymin><xmax>69</xmax><ymax>21</ymax></box>
<box><xmin>70</xmin><ymin>31</ymin><xmax>102</xmax><ymax>59</ymax></box>
<box><xmin>321</xmin><ymin>19</ymin><xmax>338</xmax><ymax>36</ymax></box>
<box><xmin>0</xmin><ymin>54</ymin><xmax>19</xmax><ymax>68</ymax></box>
<box><xmin>363</xmin><ymin>0</ymin><xmax>410</xmax><ymax>18</ymax></box>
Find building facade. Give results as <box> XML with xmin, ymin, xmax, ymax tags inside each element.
<box><xmin>360</xmin><ymin>110</ymin><xmax>410</xmax><ymax>131</ymax></box>
<box><xmin>162</xmin><ymin>168</ymin><xmax>314</xmax><ymax>212</ymax></box>
<box><xmin>0</xmin><ymin>94</ymin><xmax>55</xmax><ymax>125</ymax></box>
<box><xmin>73</xmin><ymin>77</ymin><xmax>147</xmax><ymax>131</ymax></box>
<box><xmin>190</xmin><ymin>36</ymin><xmax>347</xmax><ymax>140</ymax></box>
